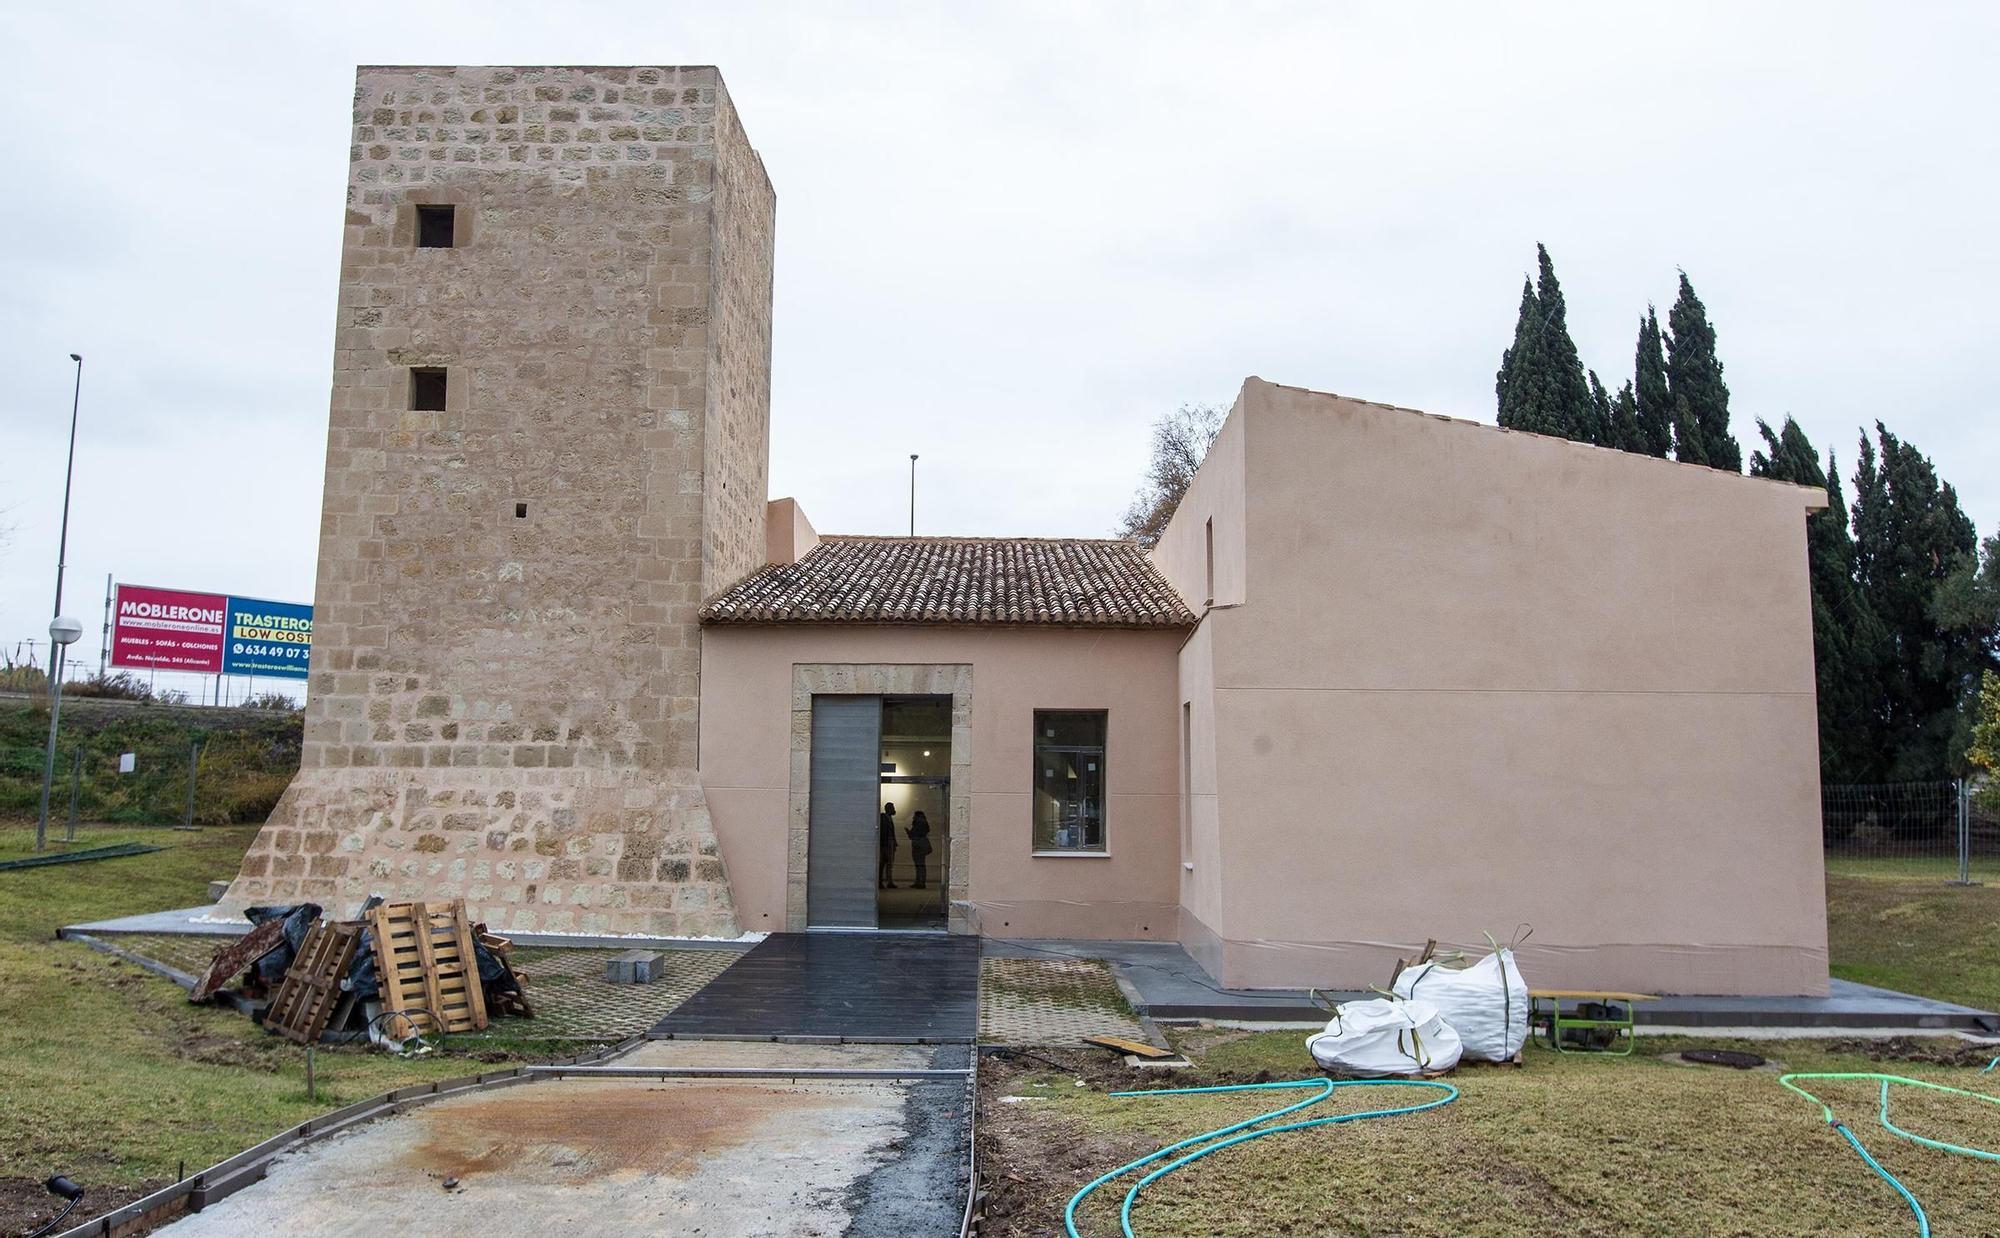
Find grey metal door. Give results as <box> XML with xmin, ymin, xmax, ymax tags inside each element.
<box><xmin>807</xmin><ymin>695</ymin><xmax>881</xmax><ymax>929</ymax></box>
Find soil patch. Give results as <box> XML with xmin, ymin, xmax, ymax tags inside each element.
<box><xmin>977</xmin><ymin>1057</ymin><xmax>1158</xmax><ymax>1238</ymax></box>
<box><xmin>1822</xmin><ymin>1036</ymin><xmax>2000</xmax><ymax>1068</ymax></box>
<box><xmin>2</xmin><ymin>1176</ymin><xmax>167</xmax><ymax>1238</ymax></box>
<box><xmin>402</xmin><ymin>1083</ymin><xmax>840</xmax><ymax>1184</ymax></box>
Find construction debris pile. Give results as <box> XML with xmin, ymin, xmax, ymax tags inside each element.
<box><xmin>191</xmin><ymin>897</ymin><xmax>531</xmax><ymax>1049</ymax></box>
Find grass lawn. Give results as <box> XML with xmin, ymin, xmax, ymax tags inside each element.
<box><xmin>0</xmin><ymin>824</ymin><xmax>575</xmax><ymax>1234</ymax></box>
<box><xmin>981</xmin><ymin>1031</ymin><xmax>2000</xmax><ymax>1237</ymax></box>
<box><xmin>1825</xmin><ymin>854</ymin><xmax>2000</xmax><ymax>882</ymax></box>
<box><xmin>1826</xmin><ymin>870</ymin><xmax>2000</xmax><ymax>1014</ymax></box>
<box><xmin>983</xmin><ymin>864</ymin><xmax>2000</xmax><ymax>1236</ymax></box>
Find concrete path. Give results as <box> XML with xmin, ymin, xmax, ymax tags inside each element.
<box><xmin>159</xmin><ymin>1042</ymin><xmax>970</xmax><ymax>1238</ymax></box>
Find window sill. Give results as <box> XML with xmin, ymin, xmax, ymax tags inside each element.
<box><xmin>1031</xmin><ymin>850</ymin><xmax>1111</xmax><ymax>859</ymax></box>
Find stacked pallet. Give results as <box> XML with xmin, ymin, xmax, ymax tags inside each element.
<box><xmin>364</xmin><ymin>900</ymin><xmax>488</xmax><ymax>1036</ymax></box>
<box><xmin>256</xmin><ymin>898</ymin><xmax>507</xmax><ymax>1043</ymax></box>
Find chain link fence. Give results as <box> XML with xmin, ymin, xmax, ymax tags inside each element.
<box><xmin>1822</xmin><ymin>780</ymin><xmax>1996</xmax><ymax>883</ymax></box>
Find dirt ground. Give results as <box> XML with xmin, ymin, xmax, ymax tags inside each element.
<box><xmin>975</xmin><ymin>1044</ymin><xmax>1273</xmax><ymax>1236</ymax></box>
<box><xmin>2</xmin><ymin>1177</ymin><xmax>163</xmax><ymax>1238</ymax></box>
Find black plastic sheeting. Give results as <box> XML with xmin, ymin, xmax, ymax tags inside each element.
<box><xmin>243</xmin><ymin>903</ymin><xmax>322</xmax><ymax>988</ymax></box>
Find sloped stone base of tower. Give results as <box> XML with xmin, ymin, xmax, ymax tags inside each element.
<box><xmin>220</xmin><ymin>769</ymin><xmax>740</xmax><ymax>938</ymax></box>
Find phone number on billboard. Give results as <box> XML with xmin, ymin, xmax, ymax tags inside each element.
<box><xmin>233</xmin><ymin>642</ymin><xmax>308</xmax><ymax>662</ymax></box>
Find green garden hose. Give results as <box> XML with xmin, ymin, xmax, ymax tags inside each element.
<box><xmin>1062</xmin><ymin>1077</ymin><xmax>1458</xmax><ymax>1238</ymax></box>
<box><xmin>1779</xmin><ymin>1070</ymin><xmax>2000</xmax><ymax>1236</ymax></box>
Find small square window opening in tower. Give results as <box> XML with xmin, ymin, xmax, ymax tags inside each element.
<box><xmin>410</xmin><ymin>368</ymin><xmax>447</xmax><ymax>411</ymax></box>
<box><xmin>416</xmin><ymin>205</ymin><xmax>456</xmax><ymax>248</ymax></box>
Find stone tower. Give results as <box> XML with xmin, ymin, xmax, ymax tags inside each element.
<box><xmin>223</xmin><ymin>66</ymin><xmax>774</xmax><ymax>936</ymax></box>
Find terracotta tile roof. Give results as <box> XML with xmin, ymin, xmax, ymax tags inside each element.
<box><xmin>700</xmin><ymin>536</ymin><xmax>1197</xmax><ymax>628</ymax></box>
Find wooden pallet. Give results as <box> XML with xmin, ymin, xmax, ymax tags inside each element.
<box><xmin>367</xmin><ymin>900</ymin><xmax>488</xmax><ymax>1036</ymax></box>
<box><xmin>266</xmin><ymin>920</ymin><xmax>361</xmax><ymax>1044</ymax></box>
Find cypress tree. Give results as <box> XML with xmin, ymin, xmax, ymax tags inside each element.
<box><xmin>1851</xmin><ymin>423</ymin><xmax>1981</xmax><ymax>780</ymax></box>
<box><xmin>1532</xmin><ymin>245</ymin><xmax>1596</xmax><ymax>441</ymax></box>
<box><xmin>1750</xmin><ymin>418</ymin><xmax>1885</xmax><ymax>781</ymax></box>
<box><xmin>1496</xmin><ymin>245</ymin><xmax>1595</xmax><ymax>442</ymax></box>
<box><xmin>1632</xmin><ymin>309</ymin><xmax>1673</xmax><ymax>457</ymax></box>
<box><xmin>1496</xmin><ymin>279</ymin><xmax>1543</xmax><ymax>432</ymax></box>
<box><xmin>1608</xmin><ymin>380</ymin><xmax>1642</xmax><ymax>453</ymax></box>
<box><xmin>1665</xmin><ymin>273</ymin><xmax>1741</xmax><ymax>470</ymax></box>
<box><xmin>1586</xmin><ymin>372</ymin><xmax>1615</xmax><ymax>447</ymax></box>
<box><xmin>1670</xmin><ymin>394</ymin><xmax>1706</xmax><ymax>466</ymax></box>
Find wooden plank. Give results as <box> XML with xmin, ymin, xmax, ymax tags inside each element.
<box><xmin>1082</xmin><ymin>1035</ymin><xmax>1173</xmax><ymax>1060</ymax></box>
<box><xmin>451</xmin><ymin>899</ymin><xmax>489</xmax><ymax>1030</ymax></box>
<box><xmin>429</xmin><ymin>899</ymin><xmax>487</xmax><ymax>1032</ymax></box>
<box><xmin>1529</xmin><ymin>989</ymin><xmax>1659</xmax><ymax>1003</ymax></box>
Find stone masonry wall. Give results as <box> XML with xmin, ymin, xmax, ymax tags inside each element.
<box><xmin>223</xmin><ymin>67</ymin><xmax>775</xmax><ymax>936</ymax></box>
<box><xmin>701</xmin><ymin>89</ymin><xmax>775</xmax><ymax>597</ymax></box>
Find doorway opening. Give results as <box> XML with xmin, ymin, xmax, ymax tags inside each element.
<box><xmin>877</xmin><ymin>695</ymin><xmax>952</xmax><ymax>930</ymax></box>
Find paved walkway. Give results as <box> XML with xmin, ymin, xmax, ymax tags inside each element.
<box><xmin>652</xmin><ymin>933</ymin><xmax>980</xmax><ymax>1042</ymax></box>
<box><xmin>984</xmin><ymin>938</ymin><xmax>2000</xmax><ymax>1031</ymax></box>
<box><xmin>158</xmin><ymin>1041</ymin><xmax>971</xmax><ymax>1238</ymax></box>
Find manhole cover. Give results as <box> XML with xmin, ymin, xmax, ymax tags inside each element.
<box><xmin>1681</xmin><ymin>1048</ymin><xmax>1766</xmax><ymax>1069</ymax></box>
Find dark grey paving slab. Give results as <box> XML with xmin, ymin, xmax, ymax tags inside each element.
<box><xmin>983</xmin><ymin>937</ymin><xmax>2000</xmax><ymax>1031</ymax></box>
<box><xmin>652</xmin><ymin>932</ymin><xmax>980</xmax><ymax>1042</ymax></box>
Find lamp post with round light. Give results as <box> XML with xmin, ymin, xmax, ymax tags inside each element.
<box><xmin>36</xmin><ymin>616</ymin><xmax>83</xmax><ymax>852</ymax></box>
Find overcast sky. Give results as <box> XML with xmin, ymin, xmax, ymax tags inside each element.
<box><xmin>3</xmin><ymin>1</ymin><xmax>1995</xmax><ymax>677</ymax></box>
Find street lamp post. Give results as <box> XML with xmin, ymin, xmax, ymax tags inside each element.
<box><xmin>54</xmin><ymin>354</ymin><xmax>82</xmax><ymax>617</ymax></box>
<box><xmin>37</xmin><ymin>616</ymin><xmax>83</xmax><ymax>852</ymax></box>
<box><xmin>37</xmin><ymin>354</ymin><xmax>86</xmax><ymax>853</ymax></box>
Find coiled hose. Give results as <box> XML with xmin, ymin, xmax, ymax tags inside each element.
<box><xmin>1062</xmin><ymin>1077</ymin><xmax>1458</xmax><ymax>1238</ymax></box>
<box><xmin>1779</xmin><ymin>1070</ymin><xmax>2000</xmax><ymax>1236</ymax></box>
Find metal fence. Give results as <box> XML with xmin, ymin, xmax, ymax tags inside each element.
<box><xmin>1</xmin><ymin>728</ymin><xmax>301</xmax><ymax>838</ymax></box>
<box><xmin>1822</xmin><ymin>780</ymin><xmax>1996</xmax><ymax>883</ymax></box>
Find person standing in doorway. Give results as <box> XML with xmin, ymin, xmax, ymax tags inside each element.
<box><xmin>908</xmin><ymin>810</ymin><xmax>933</xmax><ymax>890</ymax></box>
<box><xmin>879</xmin><ymin>801</ymin><xmax>899</xmax><ymax>889</ymax></box>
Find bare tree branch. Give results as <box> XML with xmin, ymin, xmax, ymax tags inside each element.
<box><xmin>1117</xmin><ymin>404</ymin><xmax>1223</xmax><ymax>548</ymax></box>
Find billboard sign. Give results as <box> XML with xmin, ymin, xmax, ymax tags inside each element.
<box><xmin>111</xmin><ymin>583</ymin><xmax>313</xmax><ymax>680</ymax></box>
<box><xmin>110</xmin><ymin>584</ymin><xmax>226</xmax><ymax>673</ymax></box>
<box><xmin>221</xmin><ymin>596</ymin><xmax>314</xmax><ymax>679</ymax></box>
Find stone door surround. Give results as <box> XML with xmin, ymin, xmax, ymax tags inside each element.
<box><xmin>787</xmin><ymin>664</ymin><xmax>972</xmax><ymax>933</ymax></box>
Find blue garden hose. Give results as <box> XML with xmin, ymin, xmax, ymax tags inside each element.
<box><xmin>1063</xmin><ymin>1077</ymin><xmax>1458</xmax><ymax>1238</ymax></box>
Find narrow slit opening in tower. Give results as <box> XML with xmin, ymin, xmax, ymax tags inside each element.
<box><xmin>410</xmin><ymin>367</ymin><xmax>447</xmax><ymax>411</ymax></box>
<box><xmin>417</xmin><ymin>204</ymin><xmax>456</xmax><ymax>248</ymax></box>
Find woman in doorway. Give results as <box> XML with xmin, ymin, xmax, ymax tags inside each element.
<box><xmin>908</xmin><ymin>810</ymin><xmax>933</xmax><ymax>890</ymax></box>
<box><xmin>879</xmin><ymin>801</ymin><xmax>899</xmax><ymax>889</ymax></box>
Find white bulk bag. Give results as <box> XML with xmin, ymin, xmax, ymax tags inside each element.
<box><xmin>1304</xmin><ymin>997</ymin><xmax>1462</xmax><ymax>1077</ymax></box>
<box><xmin>1390</xmin><ymin>948</ymin><xmax>1529</xmax><ymax>1062</ymax></box>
